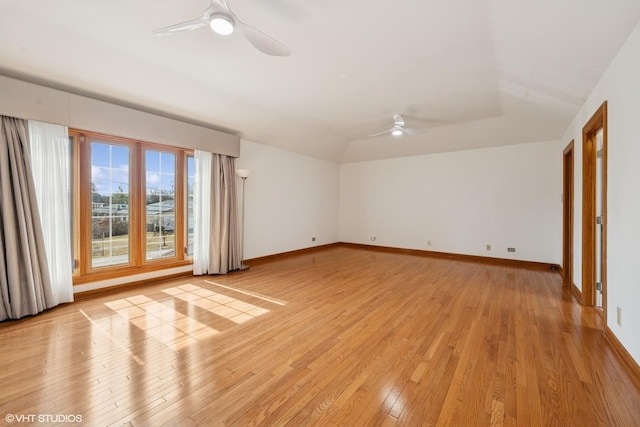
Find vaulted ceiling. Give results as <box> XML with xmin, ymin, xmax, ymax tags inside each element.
<box><xmin>2</xmin><ymin>0</ymin><xmax>640</xmax><ymax>163</ymax></box>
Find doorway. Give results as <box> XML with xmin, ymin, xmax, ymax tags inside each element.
<box><xmin>595</xmin><ymin>129</ymin><xmax>604</xmax><ymax>308</ymax></box>
<box><xmin>582</xmin><ymin>101</ymin><xmax>607</xmax><ymax>318</ymax></box>
<box><xmin>562</xmin><ymin>141</ymin><xmax>574</xmax><ymax>291</ymax></box>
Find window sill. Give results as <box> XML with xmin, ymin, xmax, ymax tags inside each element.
<box><xmin>73</xmin><ymin>259</ymin><xmax>193</xmax><ymax>285</ymax></box>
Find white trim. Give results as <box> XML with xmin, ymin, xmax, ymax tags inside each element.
<box><xmin>0</xmin><ymin>74</ymin><xmax>240</xmax><ymax>157</ymax></box>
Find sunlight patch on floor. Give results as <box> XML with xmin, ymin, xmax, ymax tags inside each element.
<box><xmin>98</xmin><ymin>282</ymin><xmax>277</xmax><ymax>354</ymax></box>
<box><xmin>162</xmin><ymin>283</ymin><xmax>272</xmax><ymax>324</ymax></box>
<box><xmin>204</xmin><ymin>280</ymin><xmax>287</xmax><ymax>306</ymax></box>
<box><xmin>104</xmin><ymin>294</ymin><xmax>219</xmax><ymax>351</ymax></box>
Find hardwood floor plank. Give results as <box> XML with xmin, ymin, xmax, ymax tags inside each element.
<box><xmin>1</xmin><ymin>246</ymin><xmax>639</xmax><ymax>426</ymax></box>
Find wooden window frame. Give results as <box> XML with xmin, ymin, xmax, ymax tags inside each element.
<box><xmin>70</xmin><ymin>129</ymin><xmax>193</xmax><ymax>285</ymax></box>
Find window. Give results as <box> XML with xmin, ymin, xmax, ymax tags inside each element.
<box><xmin>90</xmin><ymin>141</ymin><xmax>131</xmax><ymax>268</ymax></box>
<box><xmin>145</xmin><ymin>149</ymin><xmax>176</xmax><ymax>261</ymax></box>
<box><xmin>70</xmin><ymin>130</ymin><xmax>193</xmax><ymax>283</ymax></box>
<box><xmin>186</xmin><ymin>155</ymin><xmax>195</xmax><ymax>256</ymax></box>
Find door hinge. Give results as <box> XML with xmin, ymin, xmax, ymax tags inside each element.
<box><xmin>596</xmin><ymin>216</ymin><xmax>603</xmax><ymax>225</ymax></box>
<box><xmin>596</xmin><ymin>149</ymin><xmax>604</xmax><ymax>158</ymax></box>
<box><xmin>596</xmin><ymin>282</ymin><xmax>602</xmax><ymax>291</ymax></box>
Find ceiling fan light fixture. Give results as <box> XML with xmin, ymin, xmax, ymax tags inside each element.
<box><xmin>391</xmin><ymin>128</ymin><xmax>403</xmax><ymax>136</ymax></box>
<box><xmin>210</xmin><ymin>13</ymin><xmax>234</xmax><ymax>35</ymax></box>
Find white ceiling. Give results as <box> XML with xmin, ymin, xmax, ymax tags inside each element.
<box><xmin>1</xmin><ymin>0</ymin><xmax>639</xmax><ymax>163</ymax></box>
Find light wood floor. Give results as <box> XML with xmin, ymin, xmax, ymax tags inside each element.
<box><xmin>1</xmin><ymin>246</ymin><xmax>639</xmax><ymax>426</ymax></box>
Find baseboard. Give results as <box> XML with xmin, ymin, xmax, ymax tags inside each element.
<box><xmin>571</xmin><ymin>282</ymin><xmax>583</xmax><ymax>304</ymax></box>
<box><xmin>604</xmin><ymin>326</ymin><xmax>640</xmax><ymax>389</ymax></box>
<box><xmin>338</xmin><ymin>242</ymin><xmax>560</xmax><ymax>272</ymax></box>
<box><xmin>244</xmin><ymin>243</ymin><xmax>341</xmax><ymax>266</ymax></box>
<box><xmin>75</xmin><ymin>242</ymin><xmax>557</xmax><ymax>295</ymax></box>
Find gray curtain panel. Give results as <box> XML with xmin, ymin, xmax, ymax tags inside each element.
<box><xmin>209</xmin><ymin>154</ymin><xmax>242</xmax><ymax>274</ymax></box>
<box><xmin>0</xmin><ymin>116</ymin><xmax>55</xmax><ymax>320</ymax></box>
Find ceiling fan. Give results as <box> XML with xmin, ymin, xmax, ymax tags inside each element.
<box><xmin>153</xmin><ymin>0</ymin><xmax>291</xmax><ymax>56</ymax></box>
<box><xmin>368</xmin><ymin>114</ymin><xmax>426</xmax><ymax>137</ymax></box>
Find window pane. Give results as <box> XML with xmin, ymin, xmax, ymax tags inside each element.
<box><xmin>186</xmin><ymin>155</ymin><xmax>195</xmax><ymax>256</ymax></box>
<box><xmin>146</xmin><ymin>150</ymin><xmax>176</xmax><ymax>260</ymax></box>
<box><xmin>70</xmin><ymin>136</ymin><xmax>77</xmax><ymax>274</ymax></box>
<box><xmin>91</xmin><ymin>142</ymin><xmax>130</xmax><ymax>268</ymax></box>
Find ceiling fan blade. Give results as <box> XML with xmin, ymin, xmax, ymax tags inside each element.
<box><xmin>237</xmin><ymin>21</ymin><xmax>291</xmax><ymax>56</ymax></box>
<box><xmin>216</xmin><ymin>0</ymin><xmax>232</xmax><ymax>11</ymax></box>
<box><xmin>401</xmin><ymin>128</ymin><xmax>427</xmax><ymax>136</ymax></box>
<box><xmin>368</xmin><ymin>129</ymin><xmax>392</xmax><ymax>137</ymax></box>
<box><xmin>154</xmin><ymin>17</ymin><xmax>209</xmax><ymax>35</ymax></box>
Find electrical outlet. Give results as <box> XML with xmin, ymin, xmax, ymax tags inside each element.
<box><xmin>370</xmin><ymin>236</ymin><xmax>376</xmax><ymax>242</ymax></box>
<box><xmin>617</xmin><ymin>307</ymin><xmax>622</xmax><ymax>326</ymax></box>
<box><xmin>507</xmin><ymin>247</ymin><xmax>516</xmax><ymax>252</ymax></box>
<box><xmin>312</xmin><ymin>237</ymin><xmax>316</xmax><ymax>242</ymax></box>
<box><xmin>486</xmin><ymin>244</ymin><xmax>491</xmax><ymax>251</ymax></box>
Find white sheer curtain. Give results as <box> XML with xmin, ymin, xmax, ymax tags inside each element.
<box><xmin>193</xmin><ymin>149</ymin><xmax>212</xmax><ymax>274</ymax></box>
<box><xmin>28</xmin><ymin>121</ymin><xmax>74</xmax><ymax>305</ymax></box>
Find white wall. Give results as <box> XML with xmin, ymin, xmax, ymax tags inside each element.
<box><xmin>561</xmin><ymin>21</ymin><xmax>640</xmax><ymax>364</ymax></box>
<box><xmin>236</xmin><ymin>140</ymin><xmax>340</xmax><ymax>259</ymax></box>
<box><xmin>340</xmin><ymin>140</ymin><xmax>562</xmax><ymax>264</ymax></box>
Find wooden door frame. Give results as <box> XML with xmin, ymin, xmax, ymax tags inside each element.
<box><xmin>581</xmin><ymin>101</ymin><xmax>608</xmax><ymax>320</ymax></box>
<box><xmin>562</xmin><ymin>141</ymin><xmax>574</xmax><ymax>291</ymax></box>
